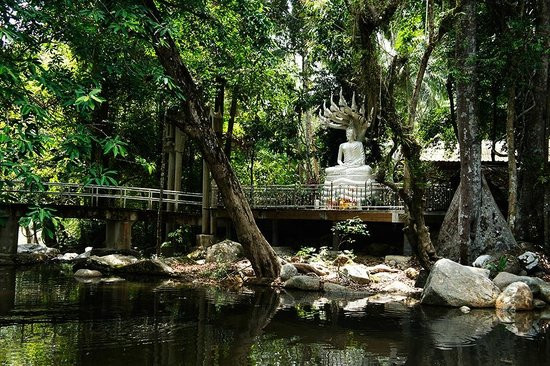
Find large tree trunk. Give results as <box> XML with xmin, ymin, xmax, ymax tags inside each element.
<box><xmin>517</xmin><ymin>0</ymin><xmax>549</xmax><ymax>248</ymax></box>
<box><xmin>507</xmin><ymin>86</ymin><xmax>518</xmax><ymax>232</ymax></box>
<box><xmin>456</xmin><ymin>0</ymin><xmax>481</xmax><ymax>265</ymax></box>
<box><xmin>144</xmin><ymin>0</ymin><xmax>280</xmax><ymax>278</ymax></box>
<box><xmin>224</xmin><ymin>87</ymin><xmax>239</xmax><ymax>158</ymax></box>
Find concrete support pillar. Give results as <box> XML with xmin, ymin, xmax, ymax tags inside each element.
<box><xmin>105</xmin><ymin>219</ymin><xmax>135</xmax><ymax>250</ymax></box>
<box><xmin>0</xmin><ymin>209</ymin><xmax>19</xmax><ymax>258</ymax></box>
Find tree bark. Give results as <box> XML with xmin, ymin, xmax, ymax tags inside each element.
<box><xmin>224</xmin><ymin>87</ymin><xmax>238</xmax><ymax>158</ymax></box>
<box><xmin>507</xmin><ymin>86</ymin><xmax>518</xmax><ymax>232</ymax></box>
<box><xmin>144</xmin><ymin>0</ymin><xmax>280</xmax><ymax>277</ymax></box>
<box><xmin>156</xmin><ymin>114</ymin><xmax>167</xmax><ymax>255</ymax></box>
<box><xmin>517</xmin><ymin>0</ymin><xmax>549</xmax><ymax>247</ymax></box>
<box><xmin>456</xmin><ymin>0</ymin><xmax>481</xmax><ymax>265</ymax></box>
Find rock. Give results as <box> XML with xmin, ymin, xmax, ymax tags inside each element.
<box><xmin>384</xmin><ymin>255</ymin><xmax>411</xmax><ymax>268</ymax></box>
<box><xmin>14</xmin><ymin>253</ymin><xmax>51</xmax><ymax>265</ymax></box>
<box><xmin>205</xmin><ymin>240</ymin><xmax>244</xmax><ymax>264</ymax></box>
<box><xmin>280</xmin><ymin>263</ymin><xmax>298</xmax><ymax>281</ymax></box>
<box><xmin>472</xmin><ymin>255</ymin><xmax>493</xmax><ymax>268</ymax></box>
<box><xmin>364</xmin><ymin>264</ymin><xmax>400</xmax><ymax>274</ymax></box>
<box><xmin>405</xmin><ymin>267</ymin><xmax>420</xmax><ymax>280</ymax></box>
<box><xmin>460</xmin><ymin>306</ymin><xmax>471</xmax><ymax>314</ymax></box>
<box><xmin>437</xmin><ymin>178</ymin><xmax>520</xmax><ymax>263</ymax></box>
<box><xmin>55</xmin><ymin>253</ymin><xmax>78</xmax><ymax>262</ymax></box>
<box><xmin>492</xmin><ymin>272</ymin><xmax>550</xmax><ymax>303</ymax></box>
<box><xmin>187</xmin><ymin>248</ymin><xmax>206</xmax><ymax>260</ymax></box>
<box><xmin>536</xmin><ymin>282</ymin><xmax>550</xmax><ymax>303</ymax></box>
<box><xmin>74</xmin><ymin>269</ymin><xmax>102</xmax><ymax>278</ymax></box>
<box><xmin>342</xmin><ymin>264</ymin><xmax>371</xmax><ymax>284</ymax></box>
<box><xmin>492</xmin><ymin>272</ymin><xmax>542</xmax><ymax>291</ymax></box>
<box><xmin>90</xmin><ymin>248</ymin><xmax>141</xmax><ymax>258</ymax></box>
<box><xmin>76</xmin><ymin>247</ymin><xmax>93</xmax><ymax>259</ymax></box>
<box><xmin>534</xmin><ymin>299</ymin><xmax>547</xmax><ymax>309</ymax></box>
<box><xmin>95</xmin><ymin>254</ymin><xmax>138</xmax><ymax>268</ymax></box>
<box><xmin>495</xmin><ymin>282</ymin><xmax>533</xmax><ymax>311</ymax></box>
<box><xmin>283</xmin><ymin>275</ymin><xmax>322</xmax><ymax>291</ymax></box>
<box><xmin>519</xmin><ymin>251</ymin><xmax>539</xmax><ymax>272</ymax></box>
<box><xmin>421</xmin><ymin>258</ymin><xmax>501</xmax><ymax>308</ymax></box>
<box><xmin>17</xmin><ymin>243</ymin><xmax>59</xmax><ymax>258</ymax></box>
<box><xmin>118</xmin><ymin>259</ymin><xmax>174</xmax><ymax>276</ymax></box>
<box><xmin>72</xmin><ymin>254</ymin><xmax>138</xmax><ymax>274</ymax></box>
<box><xmin>382</xmin><ymin>281</ymin><xmax>418</xmax><ymax>296</ymax></box>
<box><xmin>17</xmin><ymin>243</ymin><xmax>48</xmax><ymax>254</ymax></box>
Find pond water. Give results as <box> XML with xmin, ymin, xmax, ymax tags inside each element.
<box><xmin>0</xmin><ymin>266</ymin><xmax>549</xmax><ymax>366</ymax></box>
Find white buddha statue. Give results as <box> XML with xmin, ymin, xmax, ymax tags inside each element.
<box><xmin>325</xmin><ymin>127</ymin><xmax>373</xmax><ymax>185</ymax></box>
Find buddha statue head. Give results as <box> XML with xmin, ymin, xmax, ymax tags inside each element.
<box><xmin>345</xmin><ymin>126</ymin><xmax>357</xmax><ymax>142</ymax></box>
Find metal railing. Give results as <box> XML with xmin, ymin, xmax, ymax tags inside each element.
<box><xmin>0</xmin><ymin>182</ymin><xmax>202</xmax><ymax>212</ymax></box>
<box><xmin>213</xmin><ymin>182</ymin><xmax>454</xmax><ymax>211</ymax></box>
<box><xmin>1</xmin><ymin>181</ymin><xmax>454</xmax><ymax>213</ymax></box>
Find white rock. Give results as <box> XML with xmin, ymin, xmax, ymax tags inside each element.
<box><xmin>473</xmin><ymin>254</ymin><xmax>493</xmax><ymax>268</ymax></box>
<box><xmin>342</xmin><ymin>264</ymin><xmax>371</xmax><ymax>284</ymax></box>
<box><xmin>421</xmin><ymin>258</ymin><xmax>501</xmax><ymax>308</ymax></box>
<box><xmin>460</xmin><ymin>306</ymin><xmax>471</xmax><ymax>313</ymax></box>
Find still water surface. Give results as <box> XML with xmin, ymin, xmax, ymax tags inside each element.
<box><xmin>0</xmin><ymin>265</ymin><xmax>549</xmax><ymax>365</ymax></box>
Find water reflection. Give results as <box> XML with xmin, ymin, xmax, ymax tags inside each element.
<box><xmin>0</xmin><ymin>266</ymin><xmax>549</xmax><ymax>365</ymax></box>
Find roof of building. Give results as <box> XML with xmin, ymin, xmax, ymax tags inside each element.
<box><xmin>421</xmin><ymin>140</ymin><xmax>509</xmax><ymax>162</ymax></box>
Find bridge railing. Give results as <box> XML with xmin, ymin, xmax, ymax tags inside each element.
<box><xmin>0</xmin><ymin>182</ymin><xmax>202</xmax><ymax>212</ymax></box>
<box><xmin>1</xmin><ymin>181</ymin><xmax>454</xmax><ymax>212</ymax></box>
<box><xmin>212</xmin><ymin>182</ymin><xmax>453</xmax><ymax>211</ymax></box>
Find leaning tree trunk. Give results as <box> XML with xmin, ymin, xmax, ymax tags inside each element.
<box><xmin>456</xmin><ymin>0</ymin><xmax>482</xmax><ymax>265</ymax></box>
<box><xmin>144</xmin><ymin>0</ymin><xmax>279</xmax><ymax>278</ymax></box>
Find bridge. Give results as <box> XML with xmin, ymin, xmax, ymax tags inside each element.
<box><xmin>0</xmin><ymin>181</ymin><xmax>453</xmax><ymax>256</ymax></box>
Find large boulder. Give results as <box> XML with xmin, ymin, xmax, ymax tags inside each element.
<box><xmin>72</xmin><ymin>254</ymin><xmax>138</xmax><ymax>273</ymax></box>
<box><xmin>280</xmin><ymin>263</ymin><xmax>298</xmax><ymax>281</ymax></box>
<box><xmin>342</xmin><ymin>264</ymin><xmax>371</xmax><ymax>284</ymax></box>
<box><xmin>205</xmin><ymin>240</ymin><xmax>244</xmax><ymax>264</ymax></box>
<box><xmin>283</xmin><ymin>275</ymin><xmax>322</xmax><ymax>291</ymax></box>
<box><xmin>74</xmin><ymin>269</ymin><xmax>102</xmax><ymax>278</ymax></box>
<box><xmin>118</xmin><ymin>259</ymin><xmax>174</xmax><ymax>277</ymax></box>
<box><xmin>495</xmin><ymin>282</ymin><xmax>533</xmax><ymax>311</ymax></box>
<box><xmin>493</xmin><ymin>272</ymin><xmax>550</xmax><ymax>303</ymax></box>
<box><xmin>421</xmin><ymin>258</ymin><xmax>501</xmax><ymax>308</ymax></box>
<box><xmin>493</xmin><ymin>272</ymin><xmax>541</xmax><ymax>291</ymax></box>
<box><xmin>95</xmin><ymin>254</ymin><xmax>138</xmax><ymax>268</ymax></box>
<box><xmin>436</xmin><ymin>179</ymin><xmax>520</xmax><ymax>263</ymax></box>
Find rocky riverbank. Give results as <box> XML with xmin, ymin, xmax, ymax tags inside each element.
<box><xmin>8</xmin><ymin>239</ymin><xmax>550</xmax><ymax>313</ymax></box>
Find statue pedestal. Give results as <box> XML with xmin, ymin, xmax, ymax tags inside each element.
<box><xmin>322</xmin><ymin>166</ymin><xmax>374</xmax><ymax>209</ymax></box>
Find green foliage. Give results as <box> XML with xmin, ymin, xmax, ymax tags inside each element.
<box><xmin>206</xmin><ymin>263</ymin><xmax>231</xmax><ymax>280</ymax></box>
<box><xmin>19</xmin><ymin>206</ymin><xmax>59</xmax><ymax>240</ymax></box>
<box><xmin>331</xmin><ymin>218</ymin><xmax>369</xmax><ymax>248</ymax></box>
<box><xmin>163</xmin><ymin>226</ymin><xmax>193</xmax><ymax>255</ymax></box>
<box><xmin>85</xmin><ymin>165</ymin><xmax>118</xmax><ymax>186</ymax></box>
<box><xmin>485</xmin><ymin>255</ymin><xmax>509</xmax><ymax>274</ymax></box>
